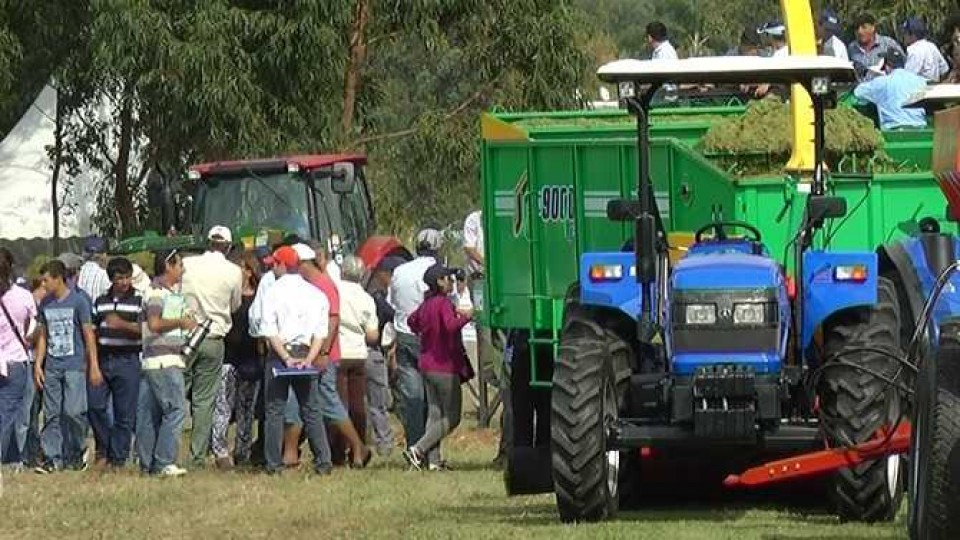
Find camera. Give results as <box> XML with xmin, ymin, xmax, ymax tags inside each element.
<box><xmin>450</xmin><ymin>267</ymin><xmax>466</xmax><ymax>282</ymax></box>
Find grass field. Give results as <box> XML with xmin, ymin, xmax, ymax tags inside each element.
<box><xmin>1</xmin><ymin>428</ymin><xmax>908</xmax><ymax>540</ymax></box>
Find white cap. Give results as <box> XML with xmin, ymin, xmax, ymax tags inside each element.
<box><xmin>292</xmin><ymin>243</ymin><xmax>316</xmax><ymax>261</ymax></box>
<box><xmin>207</xmin><ymin>225</ymin><xmax>232</xmax><ymax>243</ymax></box>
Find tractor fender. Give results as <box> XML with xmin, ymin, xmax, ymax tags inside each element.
<box><xmin>801</xmin><ymin>251</ymin><xmax>878</xmax><ymax>350</ymax></box>
<box><xmin>878</xmin><ymin>241</ymin><xmax>927</xmax><ymax>342</ymax></box>
<box><xmin>579</xmin><ymin>251</ymin><xmax>644</xmax><ymax>325</ymax></box>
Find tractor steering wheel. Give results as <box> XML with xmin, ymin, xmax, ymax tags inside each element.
<box><xmin>694</xmin><ymin>221</ymin><xmax>762</xmax><ymax>243</ymax></box>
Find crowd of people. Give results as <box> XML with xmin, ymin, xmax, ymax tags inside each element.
<box><xmin>0</xmin><ymin>219</ymin><xmax>485</xmax><ymax>477</ymax></box>
<box><xmin>643</xmin><ymin>10</ymin><xmax>955</xmax><ymax>129</ymax></box>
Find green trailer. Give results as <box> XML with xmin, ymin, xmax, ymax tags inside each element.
<box><xmin>480</xmin><ymin>109</ymin><xmax>940</xmax><ymax>337</ymax></box>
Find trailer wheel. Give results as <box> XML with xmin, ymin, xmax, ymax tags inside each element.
<box><xmin>820</xmin><ymin>276</ymin><xmax>904</xmax><ymax>522</ymax></box>
<box><xmin>551</xmin><ymin>315</ymin><xmax>631</xmax><ymax>523</ymax></box>
<box><xmin>909</xmin><ymin>327</ymin><xmax>960</xmax><ymax>540</ymax></box>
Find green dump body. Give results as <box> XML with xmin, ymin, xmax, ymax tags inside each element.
<box><xmin>480</xmin><ymin>108</ymin><xmax>941</xmax><ymax>332</ymax></box>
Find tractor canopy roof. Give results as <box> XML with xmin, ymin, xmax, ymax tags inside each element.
<box><xmin>598</xmin><ymin>56</ymin><xmax>855</xmax><ymax>86</ymax></box>
<box><xmin>906</xmin><ymin>84</ymin><xmax>960</xmax><ymax>108</ymax></box>
<box><xmin>189</xmin><ymin>153</ymin><xmax>367</xmax><ymax>179</ymax></box>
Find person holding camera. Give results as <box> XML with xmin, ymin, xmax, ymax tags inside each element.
<box><xmin>136</xmin><ymin>249</ymin><xmax>196</xmax><ymax>477</ymax></box>
<box><xmin>403</xmin><ymin>263</ymin><xmax>474</xmax><ymax>471</ymax></box>
<box><xmin>180</xmin><ymin>225</ymin><xmax>242</xmax><ymax>468</ymax></box>
<box><xmin>388</xmin><ymin>227</ymin><xmax>443</xmax><ymax>449</ymax></box>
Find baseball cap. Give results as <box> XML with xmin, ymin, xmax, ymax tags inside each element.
<box><xmin>901</xmin><ymin>17</ymin><xmax>927</xmax><ymax>38</ymax></box>
<box><xmin>57</xmin><ymin>252</ymin><xmax>84</xmax><ymax>271</ymax></box>
<box><xmin>871</xmin><ymin>48</ymin><xmax>906</xmax><ymax>74</ymax></box>
<box><xmin>415</xmin><ymin>227</ymin><xmax>444</xmax><ymax>252</ymax></box>
<box><xmin>83</xmin><ymin>236</ymin><xmax>107</xmax><ymax>254</ymax></box>
<box><xmin>292</xmin><ymin>243</ymin><xmax>316</xmax><ymax>261</ymax></box>
<box><xmin>422</xmin><ymin>263</ymin><xmax>456</xmax><ymax>290</ymax></box>
<box><xmin>207</xmin><ymin>225</ymin><xmax>232</xmax><ymax>243</ymax></box>
<box><xmin>819</xmin><ymin>9</ymin><xmax>842</xmax><ymax>34</ymax></box>
<box><xmin>264</xmin><ymin>245</ymin><xmax>299</xmax><ymax>268</ymax></box>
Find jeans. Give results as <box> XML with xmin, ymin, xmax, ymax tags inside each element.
<box><xmin>414</xmin><ymin>373</ymin><xmax>462</xmax><ymax>465</ymax></box>
<box><xmin>211</xmin><ymin>364</ymin><xmax>259</xmax><ymax>461</ymax></box>
<box><xmin>0</xmin><ymin>362</ymin><xmax>28</xmax><ymax>463</ymax></box>
<box><xmin>263</xmin><ymin>359</ymin><xmax>331</xmax><ymax>473</ymax></box>
<box><xmin>88</xmin><ymin>351</ymin><xmax>140</xmax><ymax>465</ymax></box>
<box><xmin>365</xmin><ymin>350</ymin><xmax>394</xmax><ymax>453</ymax></box>
<box><xmin>136</xmin><ymin>367</ymin><xmax>187</xmax><ymax>473</ymax></box>
<box><xmin>15</xmin><ymin>362</ymin><xmax>41</xmax><ymax>465</ymax></box>
<box><xmin>41</xmin><ymin>367</ymin><xmax>88</xmax><ymax>468</ymax></box>
<box><xmin>183</xmin><ymin>338</ymin><xmax>224</xmax><ymax>466</ymax></box>
<box><xmin>394</xmin><ymin>332</ymin><xmax>426</xmax><ymax>447</ymax></box>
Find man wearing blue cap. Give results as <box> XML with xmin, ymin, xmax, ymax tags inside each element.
<box><xmin>854</xmin><ymin>49</ymin><xmax>927</xmax><ymax>130</ymax></box>
<box><xmin>818</xmin><ymin>10</ymin><xmax>849</xmax><ymax>61</ymax></box>
<box><xmin>77</xmin><ymin>236</ymin><xmax>111</xmax><ymax>302</ymax></box>
<box><xmin>902</xmin><ymin>17</ymin><xmax>949</xmax><ymax>82</ymax></box>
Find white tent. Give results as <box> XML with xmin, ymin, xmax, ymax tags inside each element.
<box><xmin>0</xmin><ymin>84</ymin><xmax>99</xmax><ymax>239</ymax></box>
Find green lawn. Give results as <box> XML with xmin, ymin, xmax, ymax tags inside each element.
<box><xmin>2</xmin><ymin>429</ymin><xmax>908</xmax><ymax>539</ymax></box>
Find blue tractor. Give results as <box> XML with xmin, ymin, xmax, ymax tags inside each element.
<box><xmin>551</xmin><ymin>56</ymin><xmax>960</xmax><ymax>537</ymax></box>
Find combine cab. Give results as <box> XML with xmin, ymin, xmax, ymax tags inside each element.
<box><xmin>114</xmin><ymin>154</ymin><xmax>407</xmax><ymax>268</ymax></box>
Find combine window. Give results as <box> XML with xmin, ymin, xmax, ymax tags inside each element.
<box><xmin>192</xmin><ymin>172</ymin><xmax>311</xmax><ymax>238</ymax></box>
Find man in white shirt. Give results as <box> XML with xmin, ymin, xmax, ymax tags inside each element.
<box><xmin>818</xmin><ymin>10</ymin><xmax>849</xmax><ymax>61</ymax></box>
<box><xmin>180</xmin><ymin>225</ymin><xmax>242</xmax><ymax>468</ymax></box>
<box><xmin>259</xmin><ymin>245</ymin><xmax>333</xmax><ymax>475</ymax></box>
<box><xmin>902</xmin><ymin>17</ymin><xmax>949</xmax><ymax>82</ymax></box>
<box><xmin>646</xmin><ymin>21</ymin><xmax>678</xmax><ymax>100</ymax></box>
<box><xmin>462</xmin><ymin>210</ymin><xmax>484</xmax><ymax>277</ymax></box>
<box><xmin>388</xmin><ymin>226</ymin><xmax>442</xmax><ymax>447</ymax></box>
<box><xmin>77</xmin><ymin>237</ymin><xmax>111</xmax><ymax>302</ymax></box>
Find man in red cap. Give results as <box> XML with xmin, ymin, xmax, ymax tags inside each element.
<box><xmin>258</xmin><ymin>246</ymin><xmax>333</xmax><ymax>475</ymax></box>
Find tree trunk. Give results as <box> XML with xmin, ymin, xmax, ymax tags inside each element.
<box><xmin>341</xmin><ymin>0</ymin><xmax>370</xmax><ymax>137</ymax></box>
<box><xmin>114</xmin><ymin>91</ymin><xmax>138</xmax><ymax>237</ymax></box>
<box><xmin>50</xmin><ymin>87</ymin><xmax>65</xmax><ymax>254</ymax></box>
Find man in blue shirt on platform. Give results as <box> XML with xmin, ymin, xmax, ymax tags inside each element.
<box><xmin>854</xmin><ymin>49</ymin><xmax>928</xmax><ymax>130</ymax></box>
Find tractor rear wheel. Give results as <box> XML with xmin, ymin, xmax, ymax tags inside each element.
<box><xmin>820</xmin><ymin>276</ymin><xmax>904</xmax><ymax>522</ymax></box>
<box><xmin>551</xmin><ymin>316</ymin><xmax>631</xmax><ymax>523</ymax></box>
<box><xmin>908</xmin><ymin>326</ymin><xmax>960</xmax><ymax>540</ymax></box>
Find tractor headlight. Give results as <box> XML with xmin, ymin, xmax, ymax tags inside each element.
<box><xmin>684</xmin><ymin>304</ymin><xmax>717</xmax><ymax>325</ymax></box>
<box><xmin>733</xmin><ymin>303</ymin><xmax>765</xmax><ymax>325</ymax></box>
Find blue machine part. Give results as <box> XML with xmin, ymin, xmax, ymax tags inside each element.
<box><xmin>667</xmin><ymin>246</ymin><xmax>791</xmax><ymax>375</ymax></box>
<box><xmin>579</xmin><ymin>251</ymin><xmax>643</xmax><ymax>320</ymax></box>
<box><xmin>671</xmin><ymin>252</ymin><xmax>784</xmax><ymax>290</ymax></box>
<box><xmin>685</xmin><ymin>239</ymin><xmax>770</xmax><ymax>258</ymax></box>
<box><xmin>899</xmin><ymin>237</ymin><xmax>960</xmax><ymax>341</ymax></box>
<box><xmin>672</xmin><ymin>352</ymin><xmax>782</xmax><ymax>375</ymax></box>
<box><xmin>800</xmin><ymin>250</ymin><xmax>878</xmax><ymax>350</ymax></box>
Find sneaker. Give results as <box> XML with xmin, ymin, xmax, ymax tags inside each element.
<box><xmin>314</xmin><ymin>465</ymin><xmax>333</xmax><ymax>476</ymax></box>
<box><xmin>34</xmin><ymin>462</ymin><xmax>61</xmax><ymax>474</ymax></box>
<box><xmin>402</xmin><ymin>446</ymin><xmax>423</xmax><ymax>471</ymax></box>
<box><xmin>215</xmin><ymin>457</ymin><xmax>234</xmax><ymax>471</ymax></box>
<box><xmin>159</xmin><ymin>464</ymin><xmax>187</xmax><ymax>477</ymax></box>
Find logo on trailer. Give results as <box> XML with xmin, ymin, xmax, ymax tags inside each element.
<box><xmin>538</xmin><ymin>185</ymin><xmax>575</xmax><ymax>223</ymax></box>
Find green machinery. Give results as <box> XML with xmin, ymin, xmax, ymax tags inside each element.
<box><xmin>480</xmin><ymin>106</ymin><xmax>939</xmax><ymax>337</ymax></box>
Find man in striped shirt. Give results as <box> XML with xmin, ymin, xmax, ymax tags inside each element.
<box><xmin>88</xmin><ymin>256</ymin><xmax>143</xmax><ymax>468</ymax></box>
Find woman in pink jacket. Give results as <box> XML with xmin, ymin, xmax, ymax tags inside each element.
<box><xmin>403</xmin><ymin>264</ymin><xmax>473</xmax><ymax>471</ymax></box>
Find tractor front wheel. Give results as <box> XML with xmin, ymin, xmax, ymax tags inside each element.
<box><xmin>820</xmin><ymin>276</ymin><xmax>904</xmax><ymax>522</ymax></box>
<box><xmin>908</xmin><ymin>325</ymin><xmax>960</xmax><ymax>540</ymax></box>
<box><xmin>551</xmin><ymin>316</ymin><xmax>631</xmax><ymax>523</ymax></box>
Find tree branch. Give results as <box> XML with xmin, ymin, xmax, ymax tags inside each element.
<box><xmin>349</xmin><ymin>76</ymin><xmax>501</xmax><ymax>147</ymax></box>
